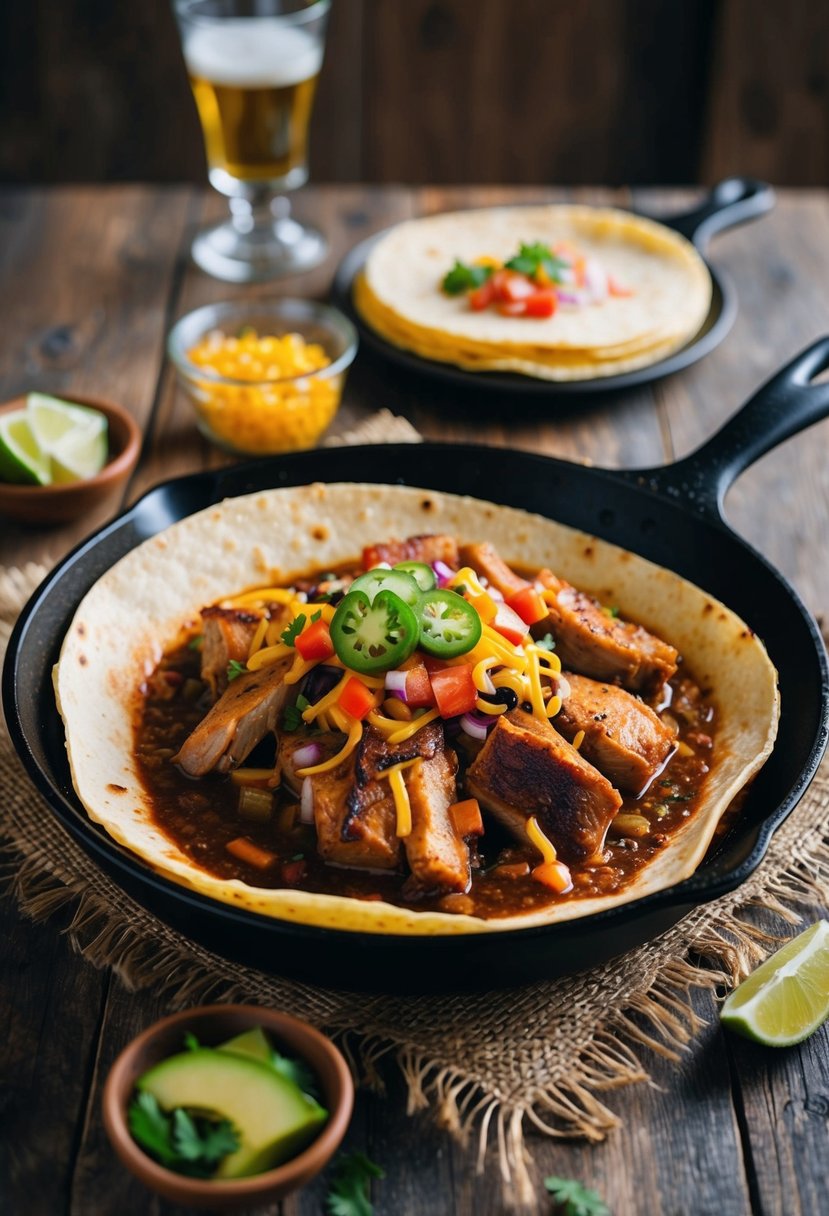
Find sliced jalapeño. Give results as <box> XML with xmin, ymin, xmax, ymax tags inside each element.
<box><xmin>330</xmin><ymin>588</ymin><xmax>419</xmax><ymax>674</ymax></box>
<box><xmin>393</xmin><ymin>561</ymin><xmax>437</xmax><ymax>592</ymax></box>
<box><xmin>417</xmin><ymin>589</ymin><xmax>482</xmax><ymax>658</ymax></box>
<box><xmin>350</xmin><ymin>567</ymin><xmax>422</xmax><ymax>606</ymax></box>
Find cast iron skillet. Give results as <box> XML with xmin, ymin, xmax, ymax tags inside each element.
<box><xmin>4</xmin><ymin>340</ymin><xmax>829</xmax><ymax>993</ymax></box>
<box><xmin>332</xmin><ymin>177</ymin><xmax>775</xmax><ymax>395</ymax></box>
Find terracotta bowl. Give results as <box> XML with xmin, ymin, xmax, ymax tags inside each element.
<box><xmin>0</xmin><ymin>394</ymin><xmax>141</xmax><ymax>525</ymax></box>
<box><xmin>102</xmin><ymin>1004</ymin><xmax>354</xmax><ymax>1212</ymax></box>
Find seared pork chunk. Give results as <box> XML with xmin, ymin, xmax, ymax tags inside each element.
<box><xmin>174</xmin><ymin>655</ymin><xmax>293</xmax><ymax>777</ymax></box>
<box><xmin>356</xmin><ymin>721</ymin><xmax>443</xmax><ymax>784</ymax></box>
<box><xmin>315</xmin><ymin>760</ymin><xmax>402</xmax><ymax>871</ymax></box>
<box><xmin>466</xmin><ymin>709</ymin><xmax>622</xmax><ymax>862</ymax></box>
<box><xmin>403</xmin><ymin>745</ymin><xmax>469</xmax><ymax>895</ymax></box>
<box><xmin>362</xmin><ymin>534</ymin><xmax>459</xmax><ymax>570</ymax></box>
<box><xmin>200</xmin><ymin>606</ymin><xmax>262</xmax><ymax>699</ymax></box>
<box><xmin>537</xmin><ymin>570</ymin><xmax>678</xmax><ymax>697</ymax></box>
<box><xmin>556</xmin><ymin>672</ymin><xmax>676</xmax><ymax>794</ymax></box>
<box><xmin>458</xmin><ymin>542</ymin><xmax>530</xmax><ymax>599</ymax></box>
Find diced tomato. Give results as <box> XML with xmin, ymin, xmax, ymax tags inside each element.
<box><xmin>491</xmin><ymin>602</ymin><xmax>530</xmax><ymax>646</ymax></box>
<box><xmin>532</xmin><ymin>860</ymin><xmax>573</xmax><ymax>893</ymax></box>
<box><xmin>523</xmin><ymin>289</ymin><xmax>557</xmax><ymax>318</ymax></box>
<box><xmin>430</xmin><ymin>664</ymin><xmax>477</xmax><ymax>718</ymax></box>
<box><xmin>507</xmin><ymin>586</ymin><xmax>548</xmax><ymax>626</ymax></box>
<box><xmin>281</xmin><ymin>858</ymin><xmax>308</xmax><ymax>885</ymax></box>
<box><xmin>498</xmin><ymin>271</ymin><xmax>537</xmax><ymax>302</ymax></box>
<box><xmin>295</xmin><ymin>618</ymin><xmax>335</xmax><ymax>661</ymax></box>
<box><xmin>468</xmin><ymin>278</ymin><xmax>497</xmax><ymax>311</ymax></box>
<box><xmin>405</xmin><ymin>663</ymin><xmax>436</xmax><ymax>708</ymax></box>
<box><xmin>497</xmin><ymin>300</ymin><xmax>528</xmax><ymax>317</ymax></box>
<box><xmin>449</xmin><ymin>798</ymin><xmax>484</xmax><ymax>838</ymax></box>
<box><xmin>338</xmin><ymin>676</ymin><xmax>376</xmax><ymax>720</ymax></box>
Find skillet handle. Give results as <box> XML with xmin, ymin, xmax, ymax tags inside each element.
<box><xmin>661</xmin><ymin>177</ymin><xmax>775</xmax><ymax>251</ymax></box>
<box><xmin>640</xmin><ymin>338</ymin><xmax>829</xmax><ymax>518</ymax></box>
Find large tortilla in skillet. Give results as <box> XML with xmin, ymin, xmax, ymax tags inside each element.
<box><xmin>356</xmin><ymin>205</ymin><xmax>712</xmax><ymax>380</ymax></box>
<box><xmin>54</xmin><ymin>483</ymin><xmax>779</xmax><ymax>936</ymax></box>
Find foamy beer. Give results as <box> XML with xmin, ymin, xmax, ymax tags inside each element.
<box><xmin>183</xmin><ymin>19</ymin><xmax>324</xmax><ymax>192</ymax></box>
<box><xmin>174</xmin><ymin>1</ymin><xmax>331</xmax><ymax>282</ymax></box>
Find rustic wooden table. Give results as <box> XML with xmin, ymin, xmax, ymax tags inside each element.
<box><xmin>1</xmin><ymin>186</ymin><xmax>828</xmax><ymax>1216</ymax></box>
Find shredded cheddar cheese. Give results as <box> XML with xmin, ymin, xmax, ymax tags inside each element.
<box><xmin>295</xmin><ymin>712</ymin><xmax>363</xmax><ymax>776</ymax></box>
<box><xmin>381</xmin><ymin>758</ymin><xmax>421</xmax><ymax>837</ymax></box>
<box><xmin>246</xmin><ymin>616</ymin><xmax>269</xmax><ymax>659</ymax></box>
<box><xmin>246</xmin><ymin>642</ymin><xmax>293</xmax><ymax>671</ymax></box>
<box><xmin>526</xmin><ymin>814</ymin><xmax>558</xmax><ymax>864</ymax></box>
<box><xmin>224</xmin><ymin>587</ymin><xmax>295</xmax><ymax>608</ymax></box>
<box><xmin>572</xmin><ymin>729</ymin><xmax>586</xmax><ymax>751</ymax></box>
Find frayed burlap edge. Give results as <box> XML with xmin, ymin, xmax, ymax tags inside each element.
<box><xmin>2</xmin><ymin>558</ymin><xmax>827</xmax><ymax>1211</ymax></box>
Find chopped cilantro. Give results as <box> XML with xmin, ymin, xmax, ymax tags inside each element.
<box><xmin>282</xmin><ymin>693</ymin><xmax>311</xmax><ymax>732</ymax></box>
<box><xmin>127</xmin><ymin>1091</ymin><xmax>239</xmax><ymax>1178</ymax></box>
<box><xmin>505</xmin><ymin>242</ymin><xmax>568</xmax><ymax>283</ymax></box>
<box><xmin>183</xmin><ymin>1032</ymin><xmax>200</xmax><ymax>1052</ymax></box>
<box><xmin>281</xmin><ymin>614</ymin><xmax>307</xmax><ymax>647</ymax></box>
<box><xmin>441</xmin><ymin>259</ymin><xmax>494</xmax><ymax>295</ymax></box>
<box><xmin>602</xmin><ymin>605</ymin><xmax>620</xmax><ymax>619</ymax></box>
<box><xmin>311</xmin><ymin>609</ymin><xmax>322</xmax><ymax>623</ymax></box>
<box><xmin>270</xmin><ymin>1049</ymin><xmax>319</xmax><ymax>1100</ymax></box>
<box><xmin>536</xmin><ymin>632</ymin><xmax>556</xmax><ymax>652</ymax></box>
<box><xmin>226</xmin><ymin>659</ymin><xmax>247</xmax><ymax>682</ymax></box>
<box><xmin>325</xmin><ymin>1152</ymin><xmax>385</xmax><ymax>1216</ymax></box>
<box><xmin>187</xmin><ymin>634</ymin><xmax>204</xmax><ymax>651</ymax></box>
<box><xmin>668</xmin><ymin>792</ymin><xmax>693</xmax><ymax>803</ymax></box>
<box><xmin>291</xmin><ymin>852</ymin><xmax>305</xmax><ymax>861</ymax></box>
<box><xmin>544</xmin><ymin>1175</ymin><xmax>609</xmax><ymax>1216</ymax></box>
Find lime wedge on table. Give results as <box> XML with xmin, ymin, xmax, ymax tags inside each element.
<box><xmin>0</xmin><ymin>410</ymin><xmax>51</xmax><ymax>485</ymax></box>
<box><xmin>27</xmin><ymin>391</ymin><xmax>105</xmax><ymax>450</ymax></box>
<box><xmin>720</xmin><ymin>920</ymin><xmax>829</xmax><ymax>1046</ymax></box>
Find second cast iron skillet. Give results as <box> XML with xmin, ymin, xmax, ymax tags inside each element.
<box><xmin>332</xmin><ymin>176</ymin><xmax>775</xmax><ymax>395</ymax></box>
<box><xmin>4</xmin><ymin>340</ymin><xmax>829</xmax><ymax>992</ymax></box>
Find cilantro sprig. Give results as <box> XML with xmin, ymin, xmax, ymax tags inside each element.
<box><xmin>227</xmin><ymin>659</ymin><xmax>247</xmax><ymax>682</ymax></box>
<box><xmin>505</xmin><ymin>241</ymin><xmax>568</xmax><ymax>283</ymax></box>
<box><xmin>326</xmin><ymin>1152</ymin><xmax>385</xmax><ymax>1216</ymax></box>
<box><xmin>282</xmin><ymin>614</ymin><xmax>307</xmax><ymax>647</ymax></box>
<box><xmin>441</xmin><ymin>260</ymin><xmax>494</xmax><ymax>295</ymax></box>
<box><xmin>128</xmin><ymin>1091</ymin><xmax>239</xmax><ymax>1178</ymax></box>
<box><xmin>271</xmin><ymin>1048</ymin><xmax>319</xmax><ymax>1099</ymax></box>
<box><xmin>283</xmin><ymin>693</ymin><xmax>311</xmax><ymax>732</ymax></box>
<box><xmin>544</xmin><ymin>1175</ymin><xmax>609</xmax><ymax>1216</ymax></box>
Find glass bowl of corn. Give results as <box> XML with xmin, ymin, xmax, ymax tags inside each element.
<box><xmin>167</xmin><ymin>299</ymin><xmax>358</xmax><ymax>455</ymax></box>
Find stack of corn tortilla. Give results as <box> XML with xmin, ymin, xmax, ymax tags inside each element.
<box><xmin>354</xmin><ymin>205</ymin><xmax>712</xmax><ymax>381</ymax></box>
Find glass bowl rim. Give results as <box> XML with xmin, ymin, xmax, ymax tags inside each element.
<box><xmin>167</xmin><ymin>298</ymin><xmax>358</xmax><ymax>389</ymax></box>
<box><xmin>173</xmin><ymin>0</ymin><xmax>331</xmax><ymax>28</ymax></box>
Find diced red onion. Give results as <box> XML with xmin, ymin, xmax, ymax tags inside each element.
<box><xmin>557</xmin><ymin>677</ymin><xmax>571</xmax><ymax>701</ymax></box>
<box><xmin>300</xmin><ymin>776</ymin><xmax>315</xmax><ymax>824</ymax></box>
<box><xmin>460</xmin><ymin>712</ymin><xmax>491</xmax><ymax>741</ymax></box>
<box><xmin>384</xmin><ymin>670</ymin><xmax>409</xmax><ymax>700</ymax></box>
<box><xmin>557</xmin><ymin>290</ymin><xmax>590</xmax><ymax>306</ymax></box>
<box><xmin>293</xmin><ymin>742</ymin><xmax>323</xmax><ymax>769</ymax></box>
<box><xmin>431</xmin><ymin>560</ymin><xmax>455</xmax><ymax>588</ymax></box>
<box><xmin>295</xmin><ymin>590</ymin><xmax>308</xmax><ymax>603</ymax></box>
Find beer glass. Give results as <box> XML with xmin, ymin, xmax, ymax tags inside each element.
<box><xmin>174</xmin><ymin>0</ymin><xmax>330</xmax><ymax>282</ymax></box>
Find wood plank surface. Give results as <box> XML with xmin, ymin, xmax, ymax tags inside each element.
<box><xmin>1</xmin><ymin>185</ymin><xmax>827</xmax><ymax>1216</ymax></box>
<box><xmin>4</xmin><ymin>2</ymin><xmax>829</xmax><ymax>188</ymax></box>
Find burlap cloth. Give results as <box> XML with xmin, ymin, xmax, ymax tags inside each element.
<box><xmin>2</xmin><ymin>413</ymin><xmax>828</xmax><ymax>1208</ymax></box>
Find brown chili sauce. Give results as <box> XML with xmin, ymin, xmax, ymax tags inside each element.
<box><xmin>134</xmin><ymin>565</ymin><xmax>719</xmax><ymax>919</ymax></box>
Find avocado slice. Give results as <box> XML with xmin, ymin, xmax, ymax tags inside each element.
<box><xmin>217</xmin><ymin>1026</ymin><xmax>273</xmax><ymax>1065</ymax></box>
<box><xmin>137</xmin><ymin>1047</ymin><xmax>328</xmax><ymax>1178</ymax></box>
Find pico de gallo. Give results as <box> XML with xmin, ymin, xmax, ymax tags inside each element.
<box><xmin>441</xmin><ymin>240</ymin><xmax>634</xmax><ymax>318</ymax></box>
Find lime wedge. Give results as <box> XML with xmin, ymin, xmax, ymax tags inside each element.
<box><xmin>720</xmin><ymin>920</ymin><xmax>829</xmax><ymax>1046</ymax></box>
<box><xmin>27</xmin><ymin>392</ymin><xmax>105</xmax><ymax>450</ymax></box>
<box><xmin>0</xmin><ymin>410</ymin><xmax>51</xmax><ymax>485</ymax></box>
<box><xmin>49</xmin><ymin>421</ymin><xmax>108</xmax><ymax>484</ymax></box>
